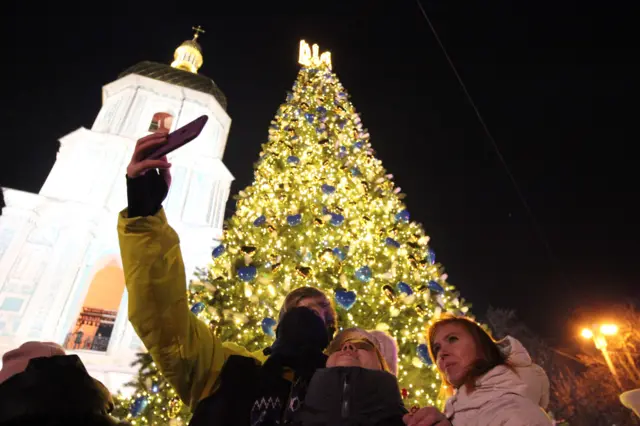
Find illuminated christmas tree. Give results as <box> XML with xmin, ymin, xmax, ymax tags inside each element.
<box><xmin>113</xmin><ymin>40</ymin><xmax>471</xmax><ymax>425</ymax></box>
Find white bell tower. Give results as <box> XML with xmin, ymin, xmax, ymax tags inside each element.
<box><xmin>0</xmin><ymin>28</ymin><xmax>233</xmax><ymax>394</ymax></box>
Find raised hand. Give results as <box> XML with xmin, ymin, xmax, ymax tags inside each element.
<box><xmin>127</xmin><ymin>132</ymin><xmax>172</xmax><ymax>187</ymax></box>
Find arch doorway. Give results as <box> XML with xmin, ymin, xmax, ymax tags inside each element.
<box><xmin>63</xmin><ymin>259</ymin><xmax>125</xmax><ymax>352</ymax></box>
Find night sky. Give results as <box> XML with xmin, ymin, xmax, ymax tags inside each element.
<box><xmin>1</xmin><ymin>4</ymin><xmax>636</xmax><ymax>345</ymax></box>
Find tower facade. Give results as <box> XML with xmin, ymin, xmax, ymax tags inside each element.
<box><xmin>0</xmin><ymin>30</ymin><xmax>233</xmax><ymax>394</ymax></box>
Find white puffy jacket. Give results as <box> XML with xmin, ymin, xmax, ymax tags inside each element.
<box><xmin>444</xmin><ymin>336</ymin><xmax>552</xmax><ymax>426</ymax></box>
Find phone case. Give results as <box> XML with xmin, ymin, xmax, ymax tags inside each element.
<box><xmin>146</xmin><ymin>115</ymin><xmax>209</xmax><ymax>160</ymax></box>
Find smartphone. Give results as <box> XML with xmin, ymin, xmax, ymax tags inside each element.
<box><xmin>145</xmin><ymin>115</ymin><xmax>209</xmax><ymax>160</ymax></box>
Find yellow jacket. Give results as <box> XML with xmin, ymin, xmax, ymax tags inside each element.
<box><xmin>118</xmin><ymin>208</ymin><xmax>267</xmax><ymax>409</ymax></box>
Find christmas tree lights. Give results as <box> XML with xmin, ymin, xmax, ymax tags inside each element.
<box><xmin>113</xmin><ymin>40</ymin><xmax>471</xmax><ymax>425</ymax></box>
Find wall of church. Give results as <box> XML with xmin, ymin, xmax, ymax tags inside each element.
<box><xmin>93</xmin><ymin>89</ymin><xmax>136</xmax><ymax>135</ymax></box>
<box><xmin>40</xmin><ymin>129</ymin><xmax>131</xmax><ymax>211</ymax></box>
<box><xmin>1</xmin><ymin>71</ymin><xmax>235</xmax><ymax>394</ymax></box>
<box><xmin>0</xmin><ymin>191</ymin><xmax>100</xmax><ymax>341</ymax></box>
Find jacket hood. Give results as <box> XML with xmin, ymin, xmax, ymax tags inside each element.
<box><xmin>0</xmin><ymin>354</ymin><xmax>118</xmax><ymax>425</ymax></box>
<box><xmin>297</xmin><ymin>367</ymin><xmax>407</xmax><ymax>425</ymax></box>
<box><xmin>497</xmin><ymin>335</ymin><xmax>531</xmax><ymax>367</ymax></box>
<box><xmin>444</xmin><ymin>336</ymin><xmax>550</xmax><ymax>417</ymax></box>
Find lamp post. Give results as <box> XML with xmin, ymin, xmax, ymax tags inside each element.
<box><xmin>581</xmin><ymin>324</ymin><xmax>623</xmax><ymax>389</ymax></box>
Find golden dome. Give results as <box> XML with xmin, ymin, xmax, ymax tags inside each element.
<box><xmin>171</xmin><ymin>26</ymin><xmax>205</xmax><ymax>74</ymax></box>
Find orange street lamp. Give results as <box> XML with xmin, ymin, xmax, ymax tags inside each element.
<box><xmin>581</xmin><ymin>324</ymin><xmax>622</xmax><ymax>389</ymax></box>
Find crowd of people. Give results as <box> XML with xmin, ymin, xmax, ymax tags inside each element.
<box><xmin>0</xmin><ymin>132</ymin><xmax>554</xmax><ymax>425</ymax></box>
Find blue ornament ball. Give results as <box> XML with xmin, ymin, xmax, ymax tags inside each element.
<box><xmin>287</xmin><ymin>213</ymin><xmax>302</xmax><ymax>226</ymax></box>
<box><xmin>353</xmin><ymin>141</ymin><xmax>363</xmax><ymax>150</ymax></box>
<box><xmin>332</xmin><ymin>247</ymin><xmax>347</xmax><ymax>261</ymax></box>
<box><xmin>427</xmin><ymin>248</ymin><xmax>436</xmax><ymax>265</ymax></box>
<box><xmin>417</xmin><ymin>344</ymin><xmax>433</xmax><ymax>365</ymax></box>
<box><xmin>261</xmin><ymin>317</ymin><xmax>277</xmax><ymax>337</ymax></box>
<box><xmin>130</xmin><ymin>396</ymin><xmax>149</xmax><ymax>417</ymax></box>
<box><xmin>351</xmin><ymin>167</ymin><xmax>361</xmax><ymax>176</ymax></box>
<box><xmin>385</xmin><ymin>237</ymin><xmax>401</xmax><ymax>248</ymax></box>
<box><xmin>305</xmin><ymin>113</ymin><xmax>314</xmax><ymax>123</ymax></box>
<box><xmin>428</xmin><ymin>280</ymin><xmax>444</xmax><ymax>293</ymax></box>
<box><xmin>237</xmin><ymin>265</ymin><xmax>257</xmax><ymax>282</ymax></box>
<box><xmin>355</xmin><ymin>266</ymin><xmax>372</xmax><ymax>283</ymax></box>
<box><xmin>396</xmin><ymin>282</ymin><xmax>413</xmax><ymax>296</ymax></box>
<box><xmin>317</xmin><ymin>106</ymin><xmax>327</xmax><ymax>114</ymax></box>
<box><xmin>253</xmin><ymin>215</ymin><xmax>266</xmax><ymax>226</ymax></box>
<box><xmin>151</xmin><ymin>382</ymin><xmax>160</xmax><ymax>393</ymax></box>
<box><xmin>287</xmin><ymin>156</ymin><xmax>300</xmax><ymax>165</ymax></box>
<box><xmin>212</xmin><ymin>244</ymin><xmax>225</xmax><ymax>258</ymax></box>
<box><xmin>330</xmin><ymin>213</ymin><xmax>345</xmax><ymax>226</ymax></box>
<box><xmin>335</xmin><ymin>290</ymin><xmax>357</xmax><ymax>310</ymax></box>
<box><xmin>321</xmin><ymin>184</ymin><xmax>336</xmax><ymax>194</ymax></box>
<box><xmin>190</xmin><ymin>302</ymin><xmax>206</xmax><ymax>314</ymax></box>
<box><xmin>395</xmin><ymin>210</ymin><xmax>410</xmax><ymax>223</ymax></box>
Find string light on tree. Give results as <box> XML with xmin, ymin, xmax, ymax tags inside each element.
<box><xmin>113</xmin><ymin>39</ymin><xmax>472</xmax><ymax>424</ymax></box>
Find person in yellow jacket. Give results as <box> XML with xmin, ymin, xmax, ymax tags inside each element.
<box><xmin>119</xmin><ymin>132</ymin><xmax>337</xmax><ymax>426</ymax></box>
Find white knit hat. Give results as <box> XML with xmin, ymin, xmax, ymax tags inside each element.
<box><xmin>328</xmin><ymin>328</ymin><xmax>399</xmax><ymax>375</ymax></box>
<box><xmin>368</xmin><ymin>330</ymin><xmax>399</xmax><ymax>376</ymax></box>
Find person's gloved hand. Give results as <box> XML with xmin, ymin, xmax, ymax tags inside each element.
<box><xmin>126</xmin><ymin>132</ymin><xmax>172</xmax><ymax>217</ymax></box>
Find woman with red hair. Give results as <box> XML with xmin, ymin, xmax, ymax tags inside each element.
<box><xmin>404</xmin><ymin>316</ymin><xmax>552</xmax><ymax>426</ymax></box>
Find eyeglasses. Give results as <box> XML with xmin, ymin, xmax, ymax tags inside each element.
<box><xmin>339</xmin><ymin>338</ymin><xmax>377</xmax><ymax>352</ymax></box>
<box><xmin>328</xmin><ymin>337</ymin><xmax>376</xmax><ymax>354</ymax></box>
<box><xmin>328</xmin><ymin>338</ymin><xmax>390</xmax><ymax>372</ymax></box>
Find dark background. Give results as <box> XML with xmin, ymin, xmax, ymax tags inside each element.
<box><xmin>1</xmin><ymin>2</ymin><xmax>636</xmax><ymax>346</ymax></box>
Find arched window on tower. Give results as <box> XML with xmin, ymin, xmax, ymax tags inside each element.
<box><xmin>148</xmin><ymin>112</ymin><xmax>174</xmax><ymax>133</ymax></box>
<box><xmin>63</xmin><ymin>258</ymin><xmax>125</xmax><ymax>352</ymax></box>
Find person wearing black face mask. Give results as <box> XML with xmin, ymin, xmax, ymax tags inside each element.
<box><xmin>118</xmin><ymin>133</ymin><xmax>338</xmax><ymax>426</ymax></box>
<box><xmin>189</xmin><ymin>306</ymin><xmax>332</xmax><ymax>426</ymax></box>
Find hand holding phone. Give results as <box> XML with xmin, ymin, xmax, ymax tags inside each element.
<box><xmin>126</xmin><ymin>115</ymin><xmax>208</xmax><ymax>181</ymax></box>
<box><xmin>144</xmin><ymin>115</ymin><xmax>209</xmax><ymax>160</ymax></box>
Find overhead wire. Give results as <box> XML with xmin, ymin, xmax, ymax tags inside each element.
<box><xmin>415</xmin><ymin>0</ymin><xmax>554</xmax><ymax>263</ymax></box>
